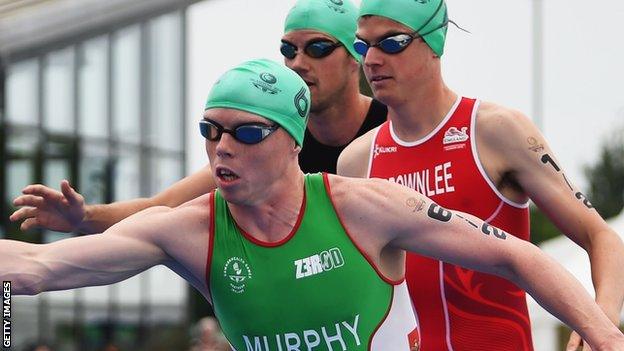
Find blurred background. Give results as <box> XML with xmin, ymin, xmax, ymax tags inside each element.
<box><xmin>0</xmin><ymin>0</ymin><xmax>622</xmax><ymax>350</ymax></box>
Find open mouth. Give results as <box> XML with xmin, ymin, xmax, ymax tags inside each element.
<box><xmin>370</xmin><ymin>75</ymin><xmax>391</xmax><ymax>83</ymax></box>
<box><xmin>216</xmin><ymin>167</ymin><xmax>240</xmax><ymax>182</ymax></box>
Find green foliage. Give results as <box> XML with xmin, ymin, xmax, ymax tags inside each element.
<box><xmin>584</xmin><ymin>129</ymin><xmax>624</xmax><ymax>220</ymax></box>
<box><xmin>530</xmin><ymin>205</ymin><xmax>562</xmax><ymax>245</ymax></box>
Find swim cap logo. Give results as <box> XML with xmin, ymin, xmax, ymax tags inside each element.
<box><xmin>294</xmin><ymin>87</ymin><xmax>308</xmax><ymax>118</ymax></box>
<box><xmin>223</xmin><ymin>257</ymin><xmax>252</xmax><ymax>294</ymax></box>
<box><xmin>252</xmin><ymin>73</ymin><xmax>282</xmax><ymax>95</ymax></box>
<box><xmin>260</xmin><ymin>72</ymin><xmax>277</xmax><ymax>84</ymax></box>
<box><xmin>325</xmin><ymin>0</ymin><xmax>346</xmax><ymax>13</ymax></box>
<box><xmin>414</xmin><ymin>0</ymin><xmax>431</xmax><ymax>3</ymax></box>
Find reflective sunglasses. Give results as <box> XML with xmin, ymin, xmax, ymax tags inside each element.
<box><xmin>353</xmin><ymin>32</ymin><xmax>421</xmax><ymax>56</ymax></box>
<box><xmin>280</xmin><ymin>40</ymin><xmax>343</xmax><ymax>60</ymax></box>
<box><xmin>199</xmin><ymin>119</ymin><xmax>279</xmax><ymax>145</ymax></box>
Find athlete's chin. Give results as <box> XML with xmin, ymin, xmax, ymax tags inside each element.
<box><xmin>217</xmin><ymin>183</ymin><xmax>246</xmax><ymax>204</ymax></box>
<box><xmin>370</xmin><ymin>90</ymin><xmax>393</xmax><ymax>106</ymax></box>
<box><xmin>372</xmin><ymin>86</ymin><xmax>403</xmax><ymax>106</ymax></box>
<box><xmin>219</xmin><ymin>190</ymin><xmax>249</xmax><ymax>206</ymax></box>
<box><xmin>309</xmin><ymin>97</ymin><xmax>331</xmax><ymax>114</ymax></box>
<box><xmin>307</xmin><ymin>85</ymin><xmax>320</xmax><ymax>103</ymax></box>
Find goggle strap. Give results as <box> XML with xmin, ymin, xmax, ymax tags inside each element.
<box><xmin>415</xmin><ymin>0</ymin><xmax>446</xmax><ymax>34</ymax></box>
<box><xmin>448</xmin><ymin>19</ymin><xmax>470</xmax><ymax>34</ymax></box>
<box><xmin>416</xmin><ymin>19</ymin><xmax>468</xmax><ymax>40</ymax></box>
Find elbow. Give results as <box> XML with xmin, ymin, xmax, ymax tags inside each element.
<box><xmin>491</xmin><ymin>244</ymin><xmax>537</xmax><ymax>286</ymax></box>
<box><xmin>584</xmin><ymin>227</ymin><xmax>624</xmax><ymax>256</ymax></box>
<box><xmin>6</xmin><ymin>273</ymin><xmax>45</xmax><ymax>296</ymax></box>
<box><xmin>19</xmin><ymin>286</ymin><xmax>43</xmax><ymax>296</ymax></box>
<box><xmin>3</xmin><ymin>256</ymin><xmax>48</xmax><ymax>296</ymax></box>
<box><xmin>489</xmin><ymin>260</ymin><xmax>520</xmax><ymax>284</ymax></box>
<box><xmin>499</xmin><ymin>243</ymin><xmax>548</xmax><ymax>289</ymax></box>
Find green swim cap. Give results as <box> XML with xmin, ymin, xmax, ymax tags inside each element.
<box><xmin>359</xmin><ymin>0</ymin><xmax>449</xmax><ymax>57</ymax></box>
<box><xmin>204</xmin><ymin>59</ymin><xmax>310</xmax><ymax>146</ymax></box>
<box><xmin>284</xmin><ymin>0</ymin><xmax>361</xmax><ymax>62</ymax></box>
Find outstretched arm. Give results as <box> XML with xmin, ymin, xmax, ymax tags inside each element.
<box><xmin>1</xmin><ymin>206</ymin><xmax>174</xmax><ymax>295</ymax></box>
<box><xmin>476</xmin><ymin>105</ymin><xmax>624</xmax><ymax>348</ymax></box>
<box><xmin>330</xmin><ymin>175</ymin><xmax>624</xmax><ymax>350</ymax></box>
<box><xmin>11</xmin><ymin>165</ymin><xmax>216</xmax><ymax>234</ymax></box>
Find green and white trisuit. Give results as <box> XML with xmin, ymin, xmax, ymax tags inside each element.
<box><xmin>207</xmin><ymin>173</ymin><xmax>419</xmax><ymax>351</ymax></box>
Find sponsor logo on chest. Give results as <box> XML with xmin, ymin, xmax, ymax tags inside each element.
<box><xmin>373</xmin><ymin>144</ymin><xmax>398</xmax><ymax>158</ymax></box>
<box><xmin>294</xmin><ymin>248</ymin><xmax>345</xmax><ymax>279</ymax></box>
<box><xmin>443</xmin><ymin>126</ymin><xmax>469</xmax><ymax>145</ymax></box>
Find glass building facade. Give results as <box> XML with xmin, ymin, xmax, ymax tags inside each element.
<box><xmin>1</xmin><ymin>3</ymin><xmax>193</xmax><ymax>350</ymax></box>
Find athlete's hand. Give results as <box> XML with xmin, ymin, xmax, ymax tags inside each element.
<box><xmin>10</xmin><ymin>180</ymin><xmax>86</xmax><ymax>233</ymax></box>
<box><xmin>566</xmin><ymin>331</ymin><xmax>592</xmax><ymax>351</ymax></box>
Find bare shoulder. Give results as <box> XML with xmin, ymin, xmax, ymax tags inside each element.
<box><xmin>326</xmin><ymin>174</ymin><xmax>391</xmax><ymax>203</ymax></box>
<box><xmin>325</xmin><ymin>174</ymin><xmax>432</xmax><ymax>255</ymax></box>
<box><xmin>326</xmin><ymin>174</ymin><xmax>428</xmax><ymax>220</ymax></box>
<box><xmin>474</xmin><ymin>101</ymin><xmax>551</xmax><ymax>191</ymax></box>
<box><xmin>337</xmin><ymin>126</ymin><xmax>379</xmax><ymax>178</ymax></box>
<box><xmin>476</xmin><ymin>101</ymin><xmax>538</xmax><ymax>146</ymax></box>
<box><xmin>161</xmin><ymin>192</ymin><xmax>212</xmax><ymax>229</ymax></box>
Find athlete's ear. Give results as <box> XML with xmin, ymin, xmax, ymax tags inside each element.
<box><xmin>293</xmin><ymin>142</ymin><xmax>301</xmax><ymax>154</ymax></box>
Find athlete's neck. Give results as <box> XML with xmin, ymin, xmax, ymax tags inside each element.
<box><xmin>307</xmin><ymin>90</ymin><xmax>372</xmax><ymax>147</ymax></box>
<box><xmin>388</xmin><ymin>84</ymin><xmax>458</xmax><ymax>142</ymax></box>
<box><xmin>228</xmin><ymin>169</ymin><xmax>305</xmax><ymax>243</ymax></box>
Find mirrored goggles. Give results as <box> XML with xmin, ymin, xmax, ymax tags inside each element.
<box><xmin>199</xmin><ymin>119</ymin><xmax>279</xmax><ymax>145</ymax></box>
<box><xmin>353</xmin><ymin>32</ymin><xmax>420</xmax><ymax>56</ymax></box>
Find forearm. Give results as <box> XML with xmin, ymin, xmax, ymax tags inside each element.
<box><xmin>587</xmin><ymin>229</ymin><xmax>624</xmax><ymax>324</ymax></box>
<box><xmin>509</xmin><ymin>243</ymin><xmax>624</xmax><ymax>347</ymax></box>
<box><xmin>80</xmin><ymin>198</ymin><xmax>157</xmax><ymax>234</ymax></box>
<box><xmin>2</xmin><ymin>229</ymin><xmax>165</xmax><ymax>295</ymax></box>
<box><xmin>80</xmin><ymin>168</ymin><xmax>217</xmax><ymax>234</ymax></box>
<box><xmin>78</xmin><ymin>166</ymin><xmax>216</xmax><ymax>234</ymax></box>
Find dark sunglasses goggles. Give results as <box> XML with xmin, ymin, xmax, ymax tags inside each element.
<box><xmin>280</xmin><ymin>40</ymin><xmax>343</xmax><ymax>59</ymax></box>
<box><xmin>199</xmin><ymin>119</ymin><xmax>279</xmax><ymax>145</ymax></box>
